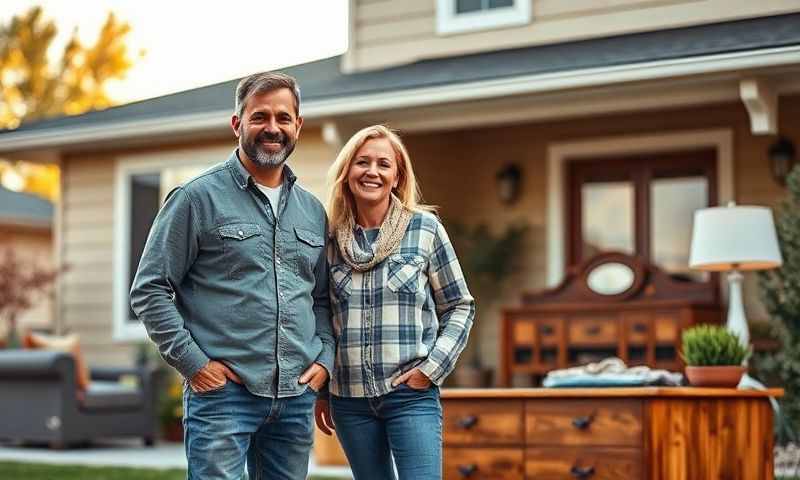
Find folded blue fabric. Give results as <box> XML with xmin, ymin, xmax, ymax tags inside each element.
<box><xmin>542</xmin><ymin>374</ymin><xmax>650</xmax><ymax>388</ymax></box>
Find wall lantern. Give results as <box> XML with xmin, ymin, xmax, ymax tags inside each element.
<box><xmin>769</xmin><ymin>137</ymin><xmax>796</xmax><ymax>186</ymax></box>
<box><xmin>496</xmin><ymin>164</ymin><xmax>522</xmax><ymax>204</ymax></box>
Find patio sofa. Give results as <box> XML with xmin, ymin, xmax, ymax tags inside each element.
<box><xmin>0</xmin><ymin>350</ymin><xmax>156</xmax><ymax>448</ymax></box>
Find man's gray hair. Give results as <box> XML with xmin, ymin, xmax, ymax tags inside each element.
<box><xmin>234</xmin><ymin>72</ymin><xmax>301</xmax><ymax>119</ymax></box>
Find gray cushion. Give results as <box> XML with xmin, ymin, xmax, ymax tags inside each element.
<box><xmin>81</xmin><ymin>381</ymin><xmax>143</xmax><ymax>410</ymax></box>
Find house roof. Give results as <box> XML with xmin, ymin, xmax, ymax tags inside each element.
<box><xmin>1</xmin><ymin>13</ymin><xmax>799</xmax><ymax>148</ymax></box>
<box><xmin>0</xmin><ymin>186</ymin><xmax>53</xmax><ymax>229</ymax></box>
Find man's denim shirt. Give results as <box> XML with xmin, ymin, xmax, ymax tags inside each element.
<box><xmin>130</xmin><ymin>150</ymin><xmax>334</xmax><ymax>398</ymax></box>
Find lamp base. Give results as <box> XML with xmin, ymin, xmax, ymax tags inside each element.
<box><xmin>726</xmin><ymin>270</ymin><xmax>750</xmax><ymax>347</ymax></box>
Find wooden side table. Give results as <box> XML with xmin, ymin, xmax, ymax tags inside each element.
<box><xmin>441</xmin><ymin>387</ymin><xmax>782</xmax><ymax>479</ymax></box>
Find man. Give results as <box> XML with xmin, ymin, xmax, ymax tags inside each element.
<box><xmin>130</xmin><ymin>72</ymin><xmax>334</xmax><ymax>480</ymax></box>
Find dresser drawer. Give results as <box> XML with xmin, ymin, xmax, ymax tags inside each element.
<box><xmin>444</xmin><ymin>400</ymin><xmax>524</xmax><ymax>445</ymax></box>
<box><xmin>526</xmin><ymin>400</ymin><xmax>642</xmax><ymax>447</ymax></box>
<box><xmin>444</xmin><ymin>447</ymin><xmax>524</xmax><ymax>480</ymax></box>
<box><xmin>623</xmin><ymin>314</ymin><xmax>651</xmax><ymax>346</ymax></box>
<box><xmin>525</xmin><ymin>447</ymin><xmax>642</xmax><ymax>479</ymax></box>
<box><xmin>568</xmin><ymin>318</ymin><xmax>618</xmax><ymax>347</ymax></box>
<box><xmin>654</xmin><ymin>313</ymin><xmax>680</xmax><ymax>343</ymax></box>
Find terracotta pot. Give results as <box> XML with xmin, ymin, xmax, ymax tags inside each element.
<box><xmin>163</xmin><ymin>421</ymin><xmax>184</xmax><ymax>443</ymax></box>
<box><xmin>685</xmin><ymin>365</ymin><xmax>746</xmax><ymax>388</ymax></box>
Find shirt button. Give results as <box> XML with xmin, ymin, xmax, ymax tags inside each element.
<box><xmin>238</xmin><ymin>230</ymin><xmax>244</xmax><ymax>237</ymax></box>
<box><xmin>276</xmin><ymin>257</ymin><xmax>281</xmax><ymax>264</ymax></box>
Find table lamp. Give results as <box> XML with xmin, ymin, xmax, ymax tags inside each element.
<box><xmin>689</xmin><ymin>202</ymin><xmax>783</xmax><ymax>347</ymax></box>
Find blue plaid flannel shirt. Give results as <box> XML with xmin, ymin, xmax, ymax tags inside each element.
<box><xmin>328</xmin><ymin>211</ymin><xmax>475</xmax><ymax>398</ymax></box>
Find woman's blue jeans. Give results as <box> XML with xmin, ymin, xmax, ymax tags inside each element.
<box><xmin>330</xmin><ymin>384</ymin><xmax>443</xmax><ymax>480</ymax></box>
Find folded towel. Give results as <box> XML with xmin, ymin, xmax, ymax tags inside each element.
<box><xmin>542</xmin><ymin>357</ymin><xmax>683</xmax><ymax>388</ymax></box>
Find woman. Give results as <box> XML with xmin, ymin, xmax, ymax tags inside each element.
<box><xmin>314</xmin><ymin>125</ymin><xmax>475</xmax><ymax>480</ymax></box>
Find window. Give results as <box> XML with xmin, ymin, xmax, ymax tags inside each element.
<box><xmin>567</xmin><ymin>149</ymin><xmax>717</xmax><ymax>283</ymax></box>
<box><xmin>113</xmin><ymin>149</ymin><xmax>228</xmax><ymax>341</ymax></box>
<box><xmin>436</xmin><ymin>0</ymin><xmax>531</xmax><ymax>35</ymax></box>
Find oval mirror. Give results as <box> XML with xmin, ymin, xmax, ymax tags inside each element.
<box><xmin>586</xmin><ymin>262</ymin><xmax>635</xmax><ymax>295</ymax></box>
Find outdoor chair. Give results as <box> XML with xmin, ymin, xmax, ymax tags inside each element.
<box><xmin>0</xmin><ymin>349</ymin><xmax>156</xmax><ymax>448</ymax></box>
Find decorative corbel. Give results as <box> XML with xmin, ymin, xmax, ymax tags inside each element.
<box><xmin>739</xmin><ymin>78</ymin><xmax>778</xmax><ymax>135</ymax></box>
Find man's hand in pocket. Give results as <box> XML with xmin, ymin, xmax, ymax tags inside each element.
<box><xmin>189</xmin><ymin>360</ymin><xmax>242</xmax><ymax>393</ymax></box>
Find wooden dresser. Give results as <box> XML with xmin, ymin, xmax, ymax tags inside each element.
<box><xmin>500</xmin><ymin>253</ymin><xmax>721</xmax><ymax>386</ymax></box>
<box><xmin>441</xmin><ymin>387</ymin><xmax>781</xmax><ymax>480</ymax></box>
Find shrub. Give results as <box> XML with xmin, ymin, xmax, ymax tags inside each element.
<box><xmin>757</xmin><ymin>164</ymin><xmax>800</xmax><ymax>444</ymax></box>
<box><xmin>681</xmin><ymin>325</ymin><xmax>750</xmax><ymax>366</ymax></box>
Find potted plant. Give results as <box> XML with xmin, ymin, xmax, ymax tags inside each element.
<box><xmin>159</xmin><ymin>372</ymin><xmax>184</xmax><ymax>442</ymax></box>
<box><xmin>445</xmin><ymin>221</ymin><xmax>529</xmax><ymax>387</ymax></box>
<box><xmin>682</xmin><ymin>324</ymin><xmax>751</xmax><ymax>388</ymax></box>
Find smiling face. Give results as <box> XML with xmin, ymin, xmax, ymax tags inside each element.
<box><xmin>231</xmin><ymin>88</ymin><xmax>303</xmax><ymax>168</ymax></box>
<box><xmin>346</xmin><ymin>137</ymin><xmax>400</xmax><ymax>211</ymax></box>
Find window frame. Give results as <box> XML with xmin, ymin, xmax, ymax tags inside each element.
<box><xmin>112</xmin><ymin>147</ymin><xmax>229</xmax><ymax>342</ymax></box>
<box><xmin>436</xmin><ymin>0</ymin><xmax>532</xmax><ymax>35</ymax></box>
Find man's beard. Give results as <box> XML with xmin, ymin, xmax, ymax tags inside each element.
<box><xmin>240</xmin><ymin>126</ymin><xmax>296</xmax><ymax>168</ymax></box>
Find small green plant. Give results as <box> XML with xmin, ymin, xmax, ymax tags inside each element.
<box><xmin>681</xmin><ymin>325</ymin><xmax>751</xmax><ymax>366</ymax></box>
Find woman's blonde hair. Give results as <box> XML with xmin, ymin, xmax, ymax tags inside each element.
<box><xmin>326</xmin><ymin>125</ymin><xmax>435</xmax><ymax>233</ymax></box>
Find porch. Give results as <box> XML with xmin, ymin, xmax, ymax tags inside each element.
<box><xmin>338</xmin><ymin>86</ymin><xmax>800</xmax><ymax>382</ymax></box>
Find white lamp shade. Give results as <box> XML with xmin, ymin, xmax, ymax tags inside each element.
<box><xmin>689</xmin><ymin>205</ymin><xmax>783</xmax><ymax>271</ymax></box>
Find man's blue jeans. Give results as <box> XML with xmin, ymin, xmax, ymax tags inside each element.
<box><xmin>330</xmin><ymin>384</ymin><xmax>443</xmax><ymax>480</ymax></box>
<box><xmin>183</xmin><ymin>381</ymin><xmax>316</xmax><ymax>480</ymax></box>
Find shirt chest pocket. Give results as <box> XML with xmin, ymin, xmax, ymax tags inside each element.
<box><xmin>219</xmin><ymin>223</ymin><xmax>265</xmax><ymax>280</ymax></box>
<box><xmin>294</xmin><ymin>227</ymin><xmax>324</xmax><ymax>277</ymax></box>
<box><xmin>386</xmin><ymin>254</ymin><xmax>426</xmax><ymax>294</ymax></box>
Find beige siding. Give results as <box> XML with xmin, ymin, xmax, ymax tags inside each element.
<box><xmin>406</xmin><ymin>95</ymin><xmax>799</xmax><ymax>376</ymax></box>
<box><xmin>290</xmin><ymin>129</ymin><xmax>338</xmax><ymax>199</ymax></box>
<box><xmin>347</xmin><ymin>0</ymin><xmax>800</xmax><ymax>71</ymax></box>
<box><xmin>60</xmin><ymin>129</ymin><xmax>336</xmax><ymax>366</ymax></box>
<box><xmin>60</xmin><ymin>153</ymin><xmax>117</xmax><ymax>363</ymax></box>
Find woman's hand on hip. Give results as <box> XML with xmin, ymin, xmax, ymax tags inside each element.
<box><xmin>315</xmin><ymin>398</ymin><xmax>335</xmax><ymax>436</ymax></box>
<box><xmin>392</xmin><ymin>367</ymin><xmax>432</xmax><ymax>390</ymax></box>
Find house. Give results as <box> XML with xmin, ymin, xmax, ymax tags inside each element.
<box><xmin>0</xmin><ymin>1</ymin><xmax>798</xmax><ymax>371</ymax></box>
<box><xmin>0</xmin><ymin>186</ymin><xmax>54</xmax><ymax>335</ymax></box>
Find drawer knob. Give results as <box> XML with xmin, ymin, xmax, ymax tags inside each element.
<box><xmin>457</xmin><ymin>415</ymin><xmax>479</xmax><ymax>429</ymax></box>
<box><xmin>570</xmin><ymin>465</ymin><xmax>595</xmax><ymax>478</ymax></box>
<box><xmin>571</xmin><ymin>415</ymin><xmax>594</xmax><ymax>430</ymax></box>
<box><xmin>457</xmin><ymin>464</ymin><xmax>478</xmax><ymax>477</ymax></box>
<box><xmin>585</xmin><ymin>325</ymin><xmax>602</xmax><ymax>336</ymax></box>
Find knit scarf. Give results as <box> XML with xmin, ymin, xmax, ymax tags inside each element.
<box><xmin>335</xmin><ymin>194</ymin><xmax>413</xmax><ymax>272</ymax></box>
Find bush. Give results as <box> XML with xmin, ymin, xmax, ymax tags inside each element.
<box><xmin>681</xmin><ymin>325</ymin><xmax>750</xmax><ymax>366</ymax></box>
<box><xmin>757</xmin><ymin>164</ymin><xmax>800</xmax><ymax>444</ymax></box>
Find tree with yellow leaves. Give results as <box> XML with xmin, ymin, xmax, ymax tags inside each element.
<box><xmin>0</xmin><ymin>6</ymin><xmax>137</xmax><ymax>129</ymax></box>
<box><xmin>0</xmin><ymin>6</ymin><xmax>139</xmax><ymax>201</ymax></box>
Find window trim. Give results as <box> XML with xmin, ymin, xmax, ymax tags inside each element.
<box><xmin>436</xmin><ymin>0</ymin><xmax>532</xmax><ymax>35</ymax></box>
<box><xmin>112</xmin><ymin>147</ymin><xmax>230</xmax><ymax>342</ymax></box>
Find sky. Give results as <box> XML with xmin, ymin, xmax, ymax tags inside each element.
<box><xmin>2</xmin><ymin>0</ymin><xmax>349</xmax><ymax>103</ymax></box>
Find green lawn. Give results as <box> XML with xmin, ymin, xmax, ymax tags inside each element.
<box><xmin>0</xmin><ymin>462</ymin><xmax>186</xmax><ymax>480</ymax></box>
<box><xmin>0</xmin><ymin>462</ymin><xmax>345</xmax><ymax>479</ymax></box>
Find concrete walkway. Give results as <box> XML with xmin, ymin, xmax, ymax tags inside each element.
<box><xmin>0</xmin><ymin>440</ymin><xmax>353</xmax><ymax>478</ymax></box>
